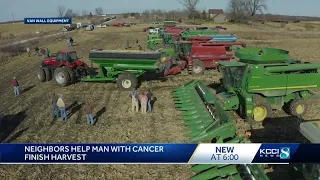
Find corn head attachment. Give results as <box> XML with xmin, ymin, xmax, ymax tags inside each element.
<box><xmin>173</xmin><ymin>81</ymin><xmax>269</xmax><ymax>180</ymax></box>
<box><xmin>173</xmin><ymin>80</ymin><xmax>237</xmax><ymax>142</ymax></box>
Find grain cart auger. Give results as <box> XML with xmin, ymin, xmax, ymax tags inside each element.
<box><xmin>172</xmin><ymin>81</ymin><xmax>269</xmax><ymax>180</ymax></box>
<box><xmin>213</xmin><ymin>47</ymin><xmax>320</xmax><ymax>124</ymax></box>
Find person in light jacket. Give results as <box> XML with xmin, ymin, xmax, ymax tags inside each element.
<box><xmin>129</xmin><ymin>89</ymin><xmax>139</xmax><ymax>113</ymax></box>
<box><xmin>56</xmin><ymin>95</ymin><xmax>67</xmax><ymax>120</ymax></box>
<box><xmin>139</xmin><ymin>91</ymin><xmax>148</xmax><ymax>114</ymax></box>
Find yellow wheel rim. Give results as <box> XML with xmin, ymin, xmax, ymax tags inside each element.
<box><xmin>296</xmin><ymin>105</ymin><xmax>305</xmax><ymax>114</ymax></box>
<box><xmin>253</xmin><ymin>106</ymin><xmax>268</xmax><ymax>122</ymax></box>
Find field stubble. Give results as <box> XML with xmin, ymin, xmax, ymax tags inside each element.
<box><xmin>0</xmin><ymin>23</ymin><xmax>320</xmax><ymax>179</ymax></box>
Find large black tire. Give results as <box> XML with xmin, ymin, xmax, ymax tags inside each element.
<box><xmin>65</xmin><ymin>67</ymin><xmax>75</xmax><ymax>84</ymax></box>
<box><xmin>54</xmin><ymin>67</ymin><xmax>70</xmax><ymax>87</ymax></box>
<box><xmin>43</xmin><ymin>67</ymin><xmax>52</xmax><ymax>81</ymax></box>
<box><xmin>287</xmin><ymin>99</ymin><xmax>308</xmax><ymax>117</ymax></box>
<box><xmin>37</xmin><ymin>67</ymin><xmax>46</xmax><ymax>82</ymax></box>
<box><xmin>248</xmin><ymin>95</ymin><xmax>272</xmax><ymax>124</ymax></box>
<box><xmin>192</xmin><ymin>59</ymin><xmax>205</xmax><ymax>75</ymax></box>
<box><xmin>116</xmin><ymin>72</ymin><xmax>138</xmax><ymax>91</ymax></box>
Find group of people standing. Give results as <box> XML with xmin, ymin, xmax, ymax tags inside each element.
<box><xmin>130</xmin><ymin>89</ymin><xmax>154</xmax><ymax>114</ymax></box>
<box><xmin>51</xmin><ymin>93</ymin><xmax>95</xmax><ymax>125</ymax></box>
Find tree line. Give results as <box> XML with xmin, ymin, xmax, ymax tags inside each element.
<box><xmin>56</xmin><ymin>0</ymin><xmax>267</xmax><ymax>22</ymax></box>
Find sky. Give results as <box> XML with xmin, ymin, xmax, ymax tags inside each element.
<box><xmin>0</xmin><ymin>0</ymin><xmax>319</xmax><ymax>22</ymax></box>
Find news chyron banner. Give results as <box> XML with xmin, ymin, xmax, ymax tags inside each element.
<box><xmin>0</xmin><ymin>143</ymin><xmax>317</xmax><ymax>164</ymax></box>
<box><xmin>24</xmin><ymin>18</ymin><xmax>72</xmax><ymax>24</ymax></box>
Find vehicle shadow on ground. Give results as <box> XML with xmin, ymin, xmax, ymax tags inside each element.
<box><xmin>22</xmin><ymin>85</ymin><xmax>35</xmax><ymax>94</ymax></box>
<box><xmin>93</xmin><ymin>107</ymin><xmax>106</xmax><ymax>125</ymax></box>
<box><xmin>0</xmin><ymin>110</ymin><xmax>27</xmax><ymax>142</ymax></box>
<box><xmin>249</xmin><ymin>116</ymin><xmax>304</xmax><ymax>180</ymax></box>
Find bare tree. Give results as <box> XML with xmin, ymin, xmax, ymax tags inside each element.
<box><xmin>82</xmin><ymin>10</ymin><xmax>88</xmax><ymax>18</ymax></box>
<box><xmin>142</xmin><ymin>10</ymin><xmax>150</xmax><ymax>19</ymax></box>
<box><xmin>57</xmin><ymin>5</ymin><xmax>66</xmax><ymax>17</ymax></box>
<box><xmin>226</xmin><ymin>0</ymin><xmax>248</xmax><ymax>22</ymax></box>
<box><xmin>244</xmin><ymin>0</ymin><xmax>267</xmax><ymax>17</ymax></box>
<box><xmin>64</xmin><ymin>9</ymin><xmax>74</xmax><ymax>18</ymax></box>
<box><xmin>95</xmin><ymin>7</ymin><xmax>104</xmax><ymax>15</ymax></box>
<box><xmin>177</xmin><ymin>0</ymin><xmax>200</xmax><ymax>21</ymax></box>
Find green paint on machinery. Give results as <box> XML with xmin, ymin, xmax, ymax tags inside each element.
<box><xmin>172</xmin><ymin>80</ymin><xmax>269</xmax><ymax>180</ymax></box>
<box><xmin>294</xmin><ymin>119</ymin><xmax>320</xmax><ymax>180</ymax></box>
<box><xmin>147</xmin><ymin>33</ymin><xmax>160</xmax><ymax>40</ymax></box>
<box><xmin>81</xmin><ymin>49</ymin><xmax>164</xmax><ymax>91</ymax></box>
<box><xmin>213</xmin><ymin>47</ymin><xmax>320</xmax><ymax>123</ymax></box>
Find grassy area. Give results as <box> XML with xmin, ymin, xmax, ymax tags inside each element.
<box><xmin>0</xmin><ymin>21</ymin><xmax>320</xmax><ymax>179</ymax></box>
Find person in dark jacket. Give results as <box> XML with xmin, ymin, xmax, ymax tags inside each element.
<box><xmin>69</xmin><ymin>37</ymin><xmax>74</xmax><ymax>46</ymax></box>
<box><xmin>35</xmin><ymin>46</ymin><xmax>40</xmax><ymax>56</ymax></box>
<box><xmin>146</xmin><ymin>89</ymin><xmax>153</xmax><ymax>112</ymax></box>
<box><xmin>51</xmin><ymin>93</ymin><xmax>59</xmax><ymax>119</ymax></box>
<box><xmin>85</xmin><ymin>101</ymin><xmax>94</xmax><ymax>125</ymax></box>
<box><xmin>12</xmin><ymin>77</ymin><xmax>20</xmax><ymax>96</ymax></box>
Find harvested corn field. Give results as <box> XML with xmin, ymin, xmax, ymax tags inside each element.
<box><xmin>1</xmin><ymin>19</ymin><xmax>320</xmax><ymax>180</ymax></box>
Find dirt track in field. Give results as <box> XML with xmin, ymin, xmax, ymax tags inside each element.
<box><xmin>1</xmin><ymin>23</ymin><xmax>320</xmax><ymax>179</ymax></box>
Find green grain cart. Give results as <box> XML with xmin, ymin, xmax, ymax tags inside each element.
<box><xmin>213</xmin><ymin>48</ymin><xmax>320</xmax><ymax>123</ymax></box>
<box><xmin>81</xmin><ymin>49</ymin><xmax>164</xmax><ymax>90</ymax></box>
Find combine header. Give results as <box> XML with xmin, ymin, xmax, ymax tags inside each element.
<box><xmin>172</xmin><ymin>80</ymin><xmax>269</xmax><ymax>179</ymax></box>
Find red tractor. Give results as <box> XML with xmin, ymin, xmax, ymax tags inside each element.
<box><xmin>37</xmin><ymin>50</ymin><xmax>89</xmax><ymax>86</ymax></box>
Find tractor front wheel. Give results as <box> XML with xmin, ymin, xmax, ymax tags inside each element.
<box><xmin>192</xmin><ymin>59</ymin><xmax>205</xmax><ymax>75</ymax></box>
<box><xmin>116</xmin><ymin>72</ymin><xmax>138</xmax><ymax>91</ymax></box>
<box><xmin>37</xmin><ymin>67</ymin><xmax>46</xmax><ymax>82</ymax></box>
<box><xmin>288</xmin><ymin>99</ymin><xmax>308</xmax><ymax>117</ymax></box>
<box><xmin>54</xmin><ymin>67</ymin><xmax>70</xmax><ymax>87</ymax></box>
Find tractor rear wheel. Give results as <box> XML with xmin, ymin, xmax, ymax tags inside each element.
<box><xmin>65</xmin><ymin>67</ymin><xmax>75</xmax><ymax>84</ymax></box>
<box><xmin>54</xmin><ymin>67</ymin><xmax>70</xmax><ymax>87</ymax></box>
<box><xmin>43</xmin><ymin>67</ymin><xmax>52</xmax><ymax>81</ymax></box>
<box><xmin>192</xmin><ymin>59</ymin><xmax>205</xmax><ymax>75</ymax></box>
<box><xmin>37</xmin><ymin>67</ymin><xmax>46</xmax><ymax>82</ymax></box>
<box><xmin>116</xmin><ymin>72</ymin><xmax>138</xmax><ymax>91</ymax></box>
<box><xmin>249</xmin><ymin>95</ymin><xmax>272</xmax><ymax>124</ymax></box>
<box><xmin>288</xmin><ymin>99</ymin><xmax>308</xmax><ymax>117</ymax></box>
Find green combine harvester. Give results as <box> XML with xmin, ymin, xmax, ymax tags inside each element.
<box><xmin>172</xmin><ymin>80</ymin><xmax>270</xmax><ymax>179</ymax></box>
<box><xmin>212</xmin><ymin>47</ymin><xmax>320</xmax><ymax>123</ymax></box>
<box><xmin>172</xmin><ymin>80</ymin><xmax>320</xmax><ymax>179</ymax></box>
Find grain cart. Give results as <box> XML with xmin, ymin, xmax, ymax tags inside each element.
<box><xmin>37</xmin><ymin>50</ymin><xmax>89</xmax><ymax>86</ymax></box>
<box><xmin>80</xmin><ymin>49</ymin><xmax>183</xmax><ymax>90</ymax></box>
<box><xmin>172</xmin><ymin>80</ymin><xmax>269</xmax><ymax>180</ymax></box>
<box><xmin>212</xmin><ymin>47</ymin><xmax>320</xmax><ymax>123</ymax></box>
<box><xmin>175</xmin><ymin>41</ymin><xmax>246</xmax><ymax>75</ymax></box>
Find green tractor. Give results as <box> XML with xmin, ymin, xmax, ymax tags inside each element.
<box><xmin>180</xmin><ymin>29</ymin><xmax>218</xmax><ymax>40</ymax></box>
<box><xmin>212</xmin><ymin>47</ymin><xmax>320</xmax><ymax>123</ymax></box>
